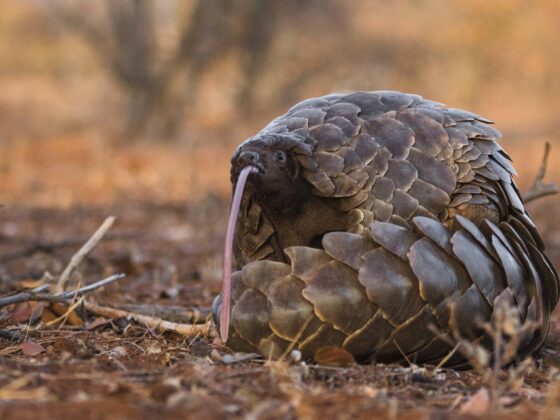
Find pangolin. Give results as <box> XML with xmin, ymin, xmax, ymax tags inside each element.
<box><xmin>212</xmin><ymin>90</ymin><xmax>559</xmax><ymax>366</ymax></box>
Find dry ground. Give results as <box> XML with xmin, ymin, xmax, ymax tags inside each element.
<box><xmin>0</xmin><ymin>197</ymin><xmax>559</xmax><ymax>419</ymax></box>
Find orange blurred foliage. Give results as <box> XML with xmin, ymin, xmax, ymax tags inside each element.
<box><xmin>0</xmin><ymin>0</ymin><xmax>559</xmax><ymax>207</ymax></box>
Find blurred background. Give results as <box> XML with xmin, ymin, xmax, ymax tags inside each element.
<box><xmin>1</xmin><ymin>0</ymin><xmax>559</xmax><ymax>203</ymax></box>
<box><xmin>0</xmin><ymin>0</ymin><xmax>559</xmax><ymax>265</ymax></box>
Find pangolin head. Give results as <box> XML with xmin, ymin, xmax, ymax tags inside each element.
<box><xmin>230</xmin><ymin>133</ymin><xmax>313</xmax><ymax>209</ymax></box>
<box><xmin>220</xmin><ymin>132</ymin><xmax>313</xmax><ymax>342</ymax></box>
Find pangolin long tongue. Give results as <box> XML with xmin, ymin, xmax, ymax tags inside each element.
<box><xmin>221</xmin><ymin>165</ymin><xmax>258</xmax><ymax>342</ymax></box>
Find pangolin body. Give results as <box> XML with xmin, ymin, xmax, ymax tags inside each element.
<box><xmin>213</xmin><ymin>90</ymin><xmax>559</xmax><ymax>366</ymax></box>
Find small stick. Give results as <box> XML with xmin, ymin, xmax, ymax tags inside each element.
<box><xmin>0</xmin><ymin>290</ymin><xmax>60</xmax><ymax>308</ymax></box>
<box><xmin>55</xmin><ymin>216</ymin><xmax>116</xmax><ymax>292</ymax></box>
<box><xmin>111</xmin><ymin>303</ymin><xmax>211</xmax><ymax>324</ymax></box>
<box><xmin>279</xmin><ymin>315</ymin><xmax>313</xmax><ymax>361</ymax></box>
<box><xmin>57</xmin><ymin>273</ymin><xmax>125</xmax><ymax>300</ymax></box>
<box><xmin>523</xmin><ymin>142</ymin><xmax>559</xmax><ymax>203</ymax></box>
<box><xmin>435</xmin><ymin>342</ymin><xmax>462</xmax><ymax>370</ymax></box>
<box><xmin>0</xmin><ymin>275</ymin><xmax>56</xmax><ymax>302</ymax></box>
<box><xmin>83</xmin><ymin>302</ymin><xmax>213</xmax><ymax>338</ymax></box>
<box><xmin>393</xmin><ymin>339</ymin><xmax>414</xmax><ymax>367</ymax></box>
<box><xmin>30</xmin><ymin>285</ymin><xmax>52</xmax><ymax>294</ymax></box>
<box><xmin>0</xmin><ymin>273</ymin><xmax>125</xmax><ymax>308</ymax></box>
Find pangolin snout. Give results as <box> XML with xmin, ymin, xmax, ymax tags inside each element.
<box><xmin>237</xmin><ymin>151</ymin><xmax>259</xmax><ymax>167</ymax></box>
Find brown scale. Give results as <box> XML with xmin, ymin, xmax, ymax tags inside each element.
<box><xmin>212</xmin><ymin>90</ymin><xmax>559</xmax><ymax>366</ymax></box>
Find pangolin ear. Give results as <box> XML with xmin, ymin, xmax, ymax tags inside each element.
<box><xmin>289</xmin><ymin>156</ymin><xmax>300</xmax><ymax>181</ymax></box>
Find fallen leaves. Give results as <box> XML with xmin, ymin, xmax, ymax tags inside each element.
<box><xmin>42</xmin><ymin>301</ymin><xmax>84</xmax><ymax>326</ymax></box>
<box><xmin>22</xmin><ymin>340</ymin><xmax>46</xmax><ymax>357</ymax></box>
<box><xmin>459</xmin><ymin>388</ymin><xmax>490</xmax><ymax>416</ymax></box>
<box><xmin>7</xmin><ymin>300</ymin><xmax>84</xmax><ymax>328</ymax></box>
<box><xmin>14</xmin><ymin>278</ymin><xmax>47</xmax><ymax>290</ymax></box>
<box><xmin>8</xmin><ymin>301</ymin><xmax>46</xmax><ymax>323</ymax></box>
<box><xmin>314</xmin><ymin>346</ymin><xmax>356</xmax><ymax>368</ymax></box>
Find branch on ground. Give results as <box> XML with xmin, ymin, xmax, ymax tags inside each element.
<box><xmin>112</xmin><ymin>303</ymin><xmax>210</xmax><ymax>324</ymax></box>
<box><xmin>55</xmin><ymin>216</ymin><xmax>116</xmax><ymax>292</ymax></box>
<box><xmin>523</xmin><ymin>142</ymin><xmax>559</xmax><ymax>203</ymax></box>
<box><xmin>0</xmin><ymin>274</ymin><xmax>125</xmax><ymax>308</ymax></box>
<box><xmin>0</xmin><ymin>210</ymin><xmax>212</xmax><ymax>341</ymax></box>
<box><xmin>84</xmin><ymin>302</ymin><xmax>214</xmax><ymax>339</ymax></box>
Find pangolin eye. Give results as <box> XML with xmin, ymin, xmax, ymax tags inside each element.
<box><xmin>275</xmin><ymin>151</ymin><xmax>286</xmax><ymax>162</ymax></box>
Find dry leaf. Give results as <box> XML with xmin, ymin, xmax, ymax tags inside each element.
<box><xmin>8</xmin><ymin>304</ymin><xmax>34</xmax><ymax>323</ymax></box>
<box><xmin>48</xmin><ymin>302</ymin><xmax>85</xmax><ymax>326</ymax></box>
<box><xmin>63</xmin><ymin>306</ymin><xmax>85</xmax><ymax>326</ymax></box>
<box><xmin>8</xmin><ymin>302</ymin><xmax>45</xmax><ymax>323</ymax></box>
<box><xmin>40</xmin><ymin>307</ymin><xmax>59</xmax><ymax>324</ymax></box>
<box><xmin>22</xmin><ymin>340</ymin><xmax>45</xmax><ymax>357</ymax></box>
<box><xmin>459</xmin><ymin>388</ymin><xmax>490</xmax><ymax>416</ymax></box>
<box><xmin>314</xmin><ymin>346</ymin><xmax>356</xmax><ymax>368</ymax></box>
<box><xmin>14</xmin><ymin>279</ymin><xmax>46</xmax><ymax>289</ymax></box>
<box><xmin>85</xmin><ymin>317</ymin><xmax>111</xmax><ymax>330</ymax></box>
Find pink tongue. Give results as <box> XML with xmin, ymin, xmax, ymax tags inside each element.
<box><xmin>221</xmin><ymin>165</ymin><xmax>258</xmax><ymax>342</ymax></box>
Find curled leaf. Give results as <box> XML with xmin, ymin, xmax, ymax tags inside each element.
<box><xmin>314</xmin><ymin>346</ymin><xmax>356</xmax><ymax>367</ymax></box>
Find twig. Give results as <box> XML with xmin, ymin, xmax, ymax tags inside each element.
<box><xmin>523</xmin><ymin>142</ymin><xmax>559</xmax><ymax>203</ymax></box>
<box><xmin>0</xmin><ymin>289</ymin><xmax>59</xmax><ymax>308</ymax></box>
<box><xmin>30</xmin><ymin>284</ymin><xmax>51</xmax><ymax>294</ymax></box>
<box><xmin>55</xmin><ymin>216</ymin><xmax>116</xmax><ymax>292</ymax></box>
<box><xmin>111</xmin><ymin>303</ymin><xmax>211</xmax><ymax>324</ymax></box>
<box><xmin>0</xmin><ymin>273</ymin><xmax>125</xmax><ymax>308</ymax></box>
<box><xmin>490</xmin><ymin>320</ymin><xmax>502</xmax><ymax>414</ymax></box>
<box><xmin>0</xmin><ymin>275</ymin><xmax>55</xmax><ymax>302</ymax></box>
<box><xmin>393</xmin><ymin>339</ymin><xmax>414</xmax><ymax>367</ymax></box>
<box><xmin>434</xmin><ymin>342</ymin><xmax>462</xmax><ymax>370</ymax></box>
<box><xmin>57</xmin><ymin>274</ymin><xmax>125</xmax><ymax>300</ymax></box>
<box><xmin>279</xmin><ymin>315</ymin><xmax>313</xmax><ymax>361</ymax></box>
<box><xmin>83</xmin><ymin>302</ymin><xmax>213</xmax><ymax>338</ymax></box>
